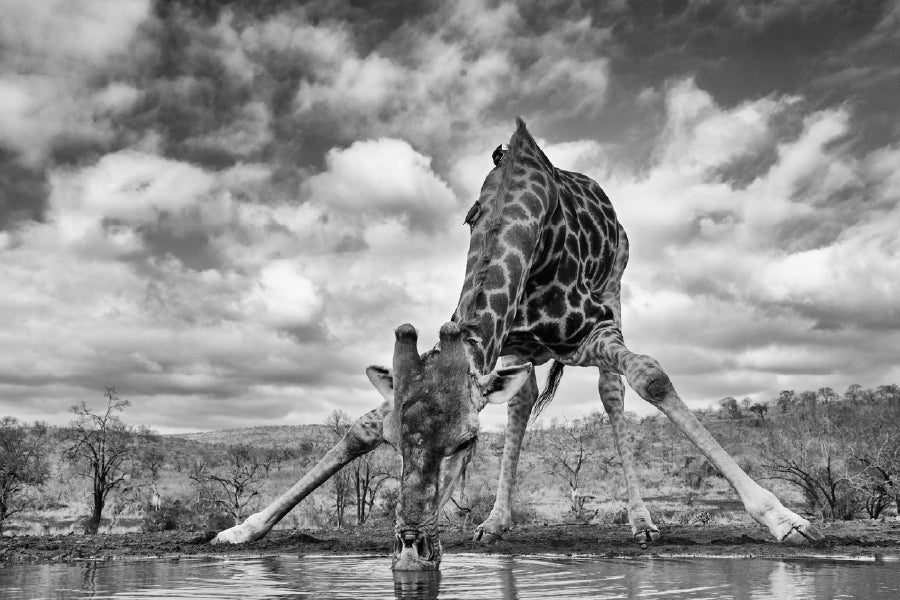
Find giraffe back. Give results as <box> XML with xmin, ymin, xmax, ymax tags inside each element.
<box><xmin>503</xmin><ymin>168</ymin><xmax>625</xmax><ymax>360</ymax></box>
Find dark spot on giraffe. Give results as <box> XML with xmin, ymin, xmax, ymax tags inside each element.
<box><xmin>532</xmin><ymin>321</ymin><xmax>562</xmax><ymax>344</ymax></box>
<box><xmin>503</xmin><ymin>253</ymin><xmax>523</xmax><ymax>290</ymax></box>
<box><xmin>526</xmin><ymin>301</ymin><xmax>542</xmax><ymax>323</ymax></box>
<box><xmin>565</xmin><ymin>312</ymin><xmax>585</xmax><ymax>338</ymax></box>
<box><xmin>587</xmin><ymin>303</ymin><xmax>613</xmax><ymax>322</ymax></box>
<box><xmin>474</xmin><ymin>292</ymin><xmax>487</xmax><ymax>311</ymax></box>
<box><xmin>557</xmin><ymin>257</ymin><xmax>578</xmax><ymax>286</ymax></box>
<box><xmin>576</xmin><ymin>207</ymin><xmax>594</xmax><ymax>234</ymax></box>
<box><xmin>587</xmin><ymin>226</ymin><xmax>602</xmax><ymax>255</ymax></box>
<box><xmin>483</xmin><ymin>265</ymin><xmax>506</xmax><ymax>290</ymax></box>
<box><xmin>505</xmin><ymin>204</ymin><xmax>529</xmax><ymax>221</ymax></box>
<box><xmin>566</xmin><ymin>286</ymin><xmax>583</xmax><ymax>309</ymax></box>
<box><xmin>504</xmin><ymin>223</ymin><xmax>534</xmax><ymax>248</ymax></box>
<box><xmin>509</xmin><ymin>177</ymin><xmax>528</xmax><ymax>192</ymax></box>
<box><xmin>578</xmin><ymin>234</ymin><xmax>589</xmax><ymax>257</ymax></box>
<box><xmin>542</xmin><ymin>286</ymin><xmax>566</xmax><ymax>318</ymax></box>
<box><xmin>600</xmin><ymin>203</ymin><xmax>616</xmax><ymax>223</ymax></box>
<box><xmin>520</xmin><ymin>156</ymin><xmax>542</xmax><ymax>171</ymax></box>
<box><xmin>489</xmin><ymin>292</ymin><xmax>507</xmax><ymax>315</ymax></box>
<box><xmin>521</xmin><ymin>192</ymin><xmax>543</xmax><ymax>217</ymax></box>
<box><xmin>529</xmin><ymin>258</ymin><xmax>556</xmax><ymax>286</ymax></box>
<box><xmin>565</xmin><ymin>235</ymin><xmax>579</xmax><ymax>256</ymax></box>
<box><xmin>513</xmin><ymin>165</ymin><xmax>526</xmax><ymax>178</ymax></box>
<box><xmin>528</xmin><ymin>171</ymin><xmax>546</xmax><ymax>185</ymax></box>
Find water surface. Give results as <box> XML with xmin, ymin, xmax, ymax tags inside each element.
<box><xmin>2</xmin><ymin>554</ymin><xmax>897</xmax><ymax>599</ymax></box>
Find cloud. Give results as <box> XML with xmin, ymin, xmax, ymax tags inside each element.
<box><xmin>305</xmin><ymin>138</ymin><xmax>458</xmax><ymax>233</ymax></box>
<box><xmin>565</xmin><ymin>78</ymin><xmax>900</xmax><ymax>409</ymax></box>
<box><xmin>1</xmin><ymin>1</ymin><xmax>899</xmax><ymax>432</ymax></box>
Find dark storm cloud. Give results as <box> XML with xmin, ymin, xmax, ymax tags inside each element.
<box><xmin>0</xmin><ymin>148</ymin><xmax>50</xmax><ymax>229</ymax></box>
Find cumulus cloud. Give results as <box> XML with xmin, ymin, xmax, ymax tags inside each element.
<box><xmin>569</xmin><ymin>78</ymin><xmax>900</xmax><ymax>409</ymax></box>
<box><xmin>1</xmin><ymin>0</ymin><xmax>898</xmax><ymax>431</ymax></box>
<box><xmin>305</xmin><ymin>138</ymin><xmax>458</xmax><ymax>232</ymax></box>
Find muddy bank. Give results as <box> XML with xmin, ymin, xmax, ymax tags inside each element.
<box><xmin>1</xmin><ymin>521</ymin><xmax>898</xmax><ymax>564</ymax></box>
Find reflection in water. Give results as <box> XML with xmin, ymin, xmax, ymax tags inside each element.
<box><xmin>393</xmin><ymin>569</ymin><xmax>441</xmax><ymax>599</ymax></box>
<box><xmin>1</xmin><ymin>554</ymin><xmax>898</xmax><ymax>599</ymax></box>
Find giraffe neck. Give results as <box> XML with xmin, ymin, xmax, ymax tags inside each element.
<box><xmin>453</xmin><ymin>119</ymin><xmax>558</xmax><ymax>374</ymax></box>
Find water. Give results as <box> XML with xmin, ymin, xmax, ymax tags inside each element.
<box><xmin>1</xmin><ymin>554</ymin><xmax>897</xmax><ymax>599</ymax></box>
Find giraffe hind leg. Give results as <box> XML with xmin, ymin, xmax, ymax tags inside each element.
<box><xmin>602</xmin><ymin>339</ymin><xmax>823</xmax><ymax>544</ymax></box>
<box><xmin>598</xmin><ymin>369</ymin><xmax>659</xmax><ymax>547</ymax></box>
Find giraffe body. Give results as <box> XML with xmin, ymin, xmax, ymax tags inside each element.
<box><xmin>212</xmin><ymin>119</ymin><xmax>823</xmax><ymax>569</ymax></box>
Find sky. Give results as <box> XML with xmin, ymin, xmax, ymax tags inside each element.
<box><xmin>1</xmin><ymin>0</ymin><xmax>899</xmax><ymax>434</ymax></box>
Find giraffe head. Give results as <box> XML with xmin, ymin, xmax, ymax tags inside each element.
<box><xmin>367</xmin><ymin>322</ymin><xmax>531</xmax><ymax>570</ymax></box>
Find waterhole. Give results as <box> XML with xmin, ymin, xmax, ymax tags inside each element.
<box><xmin>2</xmin><ymin>554</ymin><xmax>897</xmax><ymax>599</ymax></box>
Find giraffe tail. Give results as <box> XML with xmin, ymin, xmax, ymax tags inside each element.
<box><xmin>530</xmin><ymin>360</ymin><xmax>565</xmax><ymax>423</ymax></box>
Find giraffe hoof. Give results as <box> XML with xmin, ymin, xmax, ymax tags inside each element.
<box><xmin>634</xmin><ymin>527</ymin><xmax>660</xmax><ymax>548</ymax></box>
<box><xmin>780</xmin><ymin>522</ymin><xmax>824</xmax><ymax>545</ymax></box>
<box><xmin>473</xmin><ymin>528</ymin><xmax>503</xmax><ymax>544</ymax></box>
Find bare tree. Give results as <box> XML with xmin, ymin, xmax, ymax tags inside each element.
<box><xmin>324</xmin><ymin>410</ymin><xmax>353</xmax><ymax>528</ymax></box>
<box><xmin>63</xmin><ymin>388</ymin><xmax>146</xmax><ymax>534</ymax></box>
<box><xmin>544</xmin><ymin>415</ymin><xmax>612</xmax><ymax>518</ymax></box>
<box><xmin>847</xmin><ymin>400</ymin><xmax>900</xmax><ymax>518</ymax></box>
<box><xmin>353</xmin><ymin>445</ymin><xmax>396</xmax><ymax>525</ymax></box>
<box><xmin>762</xmin><ymin>407</ymin><xmax>858</xmax><ymax>520</ymax></box>
<box><xmin>190</xmin><ymin>444</ymin><xmax>280</xmax><ymax>526</ymax></box>
<box><xmin>0</xmin><ymin>418</ymin><xmax>50</xmax><ymax>533</ymax></box>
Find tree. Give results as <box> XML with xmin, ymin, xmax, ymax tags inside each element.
<box><xmin>762</xmin><ymin>404</ymin><xmax>858</xmax><ymax>520</ymax></box>
<box><xmin>875</xmin><ymin>384</ymin><xmax>900</xmax><ymax>403</ymax></box>
<box><xmin>352</xmin><ymin>445</ymin><xmax>396</xmax><ymax>525</ymax></box>
<box><xmin>844</xmin><ymin>384</ymin><xmax>864</xmax><ymax>403</ymax></box>
<box><xmin>0</xmin><ymin>418</ymin><xmax>50</xmax><ymax>533</ymax></box>
<box><xmin>324</xmin><ymin>410</ymin><xmax>354</xmax><ymax>528</ymax></box>
<box><xmin>719</xmin><ymin>397</ymin><xmax>741</xmax><ymax>420</ymax></box>
<box><xmin>847</xmin><ymin>399</ymin><xmax>900</xmax><ymax>518</ymax></box>
<box><xmin>190</xmin><ymin>444</ymin><xmax>280</xmax><ymax>526</ymax></box>
<box><xmin>776</xmin><ymin>390</ymin><xmax>796</xmax><ymax>413</ymax></box>
<box><xmin>749</xmin><ymin>403</ymin><xmax>768</xmax><ymax>423</ymax></box>
<box><xmin>544</xmin><ymin>415</ymin><xmax>612</xmax><ymax>518</ymax></box>
<box><xmin>817</xmin><ymin>387</ymin><xmax>839</xmax><ymax>404</ymax></box>
<box><xmin>798</xmin><ymin>390</ymin><xmax>818</xmax><ymax>412</ymax></box>
<box><xmin>63</xmin><ymin>388</ymin><xmax>147</xmax><ymax>534</ymax></box>
<box><xmin>319</xmin><ymin>411</ymin><xmax>397</xmax><ymax>528</ymax></box>
<box><xmin>138</xmin><ymin>446</ymin><xmax>166</xmax><ymax>512</ymax></box>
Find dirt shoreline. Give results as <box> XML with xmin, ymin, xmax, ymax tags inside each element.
<box><xmin>2</xmin><ymin>521</ymin><xmax>898</xmax><ymax>565</ymax></box>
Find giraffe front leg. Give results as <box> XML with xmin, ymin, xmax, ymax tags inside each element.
<box><xmin>213</xmin><ymin>401</ymin><xmax>390</xmax><ymax>544</ymax></box>
<box><xmin>613</xmin><ymin>350</ymin><xmax>823</xmax><ymax>544</ymax></box>
<box><xmin>598</xmin><ymin>370</ymin><xmax>659</xmax><ymax>547</ymax></box>
<box><xmin>473</xmin><ymin>367</ymin><xmax>538</xmax><ymax>544</ymax></box>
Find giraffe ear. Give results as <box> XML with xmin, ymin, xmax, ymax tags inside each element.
<box><xmin>475</xmin><ymin>363</ymin><xmax>532</xmax><ymax>408</ymax></box>
<box><xmin>366</xmin><ymin>365</ymin><xmax>394</xmax><ymax>401</ymax></box>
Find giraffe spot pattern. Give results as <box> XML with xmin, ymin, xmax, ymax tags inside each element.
<box><xmin>453</xmin><ymin>121</ymin><xmax>624</xmax><ymax>367</ymax></box>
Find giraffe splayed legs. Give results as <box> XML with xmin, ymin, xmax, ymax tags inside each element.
<box><xmin>472</xmin><ymin>358</ymin><xmax>659</xmax><ymax>546</ymax></box>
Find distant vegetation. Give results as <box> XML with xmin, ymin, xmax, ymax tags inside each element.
<box><xmin>1</xmin><ymin>384</ymin><xmax>897</xmax><ymax>537</ymax></box>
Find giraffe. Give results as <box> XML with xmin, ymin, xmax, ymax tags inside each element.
<box><xmin>213</xmin><ymin>119</ymin><xmax>823</xmax><ymax>569</ymax></box>
<box><xmin>449</xmin><ymin>118</ymin><xmax>822</xmax><ymax>548</ymax></box>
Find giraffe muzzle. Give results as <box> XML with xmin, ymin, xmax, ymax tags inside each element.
<box><xmin>392</xmin><ymin>528</ymin><xmax>441</xmax><ymax>571</ymax></box>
